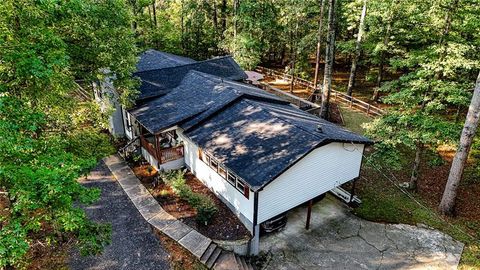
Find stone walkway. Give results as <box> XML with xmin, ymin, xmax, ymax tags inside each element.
<box><xmin>260</xmin><ymin>195</ymin><xmax>464</xmax><ymax>270</ymax></box>
<box><xmin>69</xmin><ymin>162</ymin><xmax>171</xmax><ymax>270</ymax></box>
<box><xmin>103</xmin><ymin>155</ymin><xmax>252</xmax><ymax>270</ymax></box>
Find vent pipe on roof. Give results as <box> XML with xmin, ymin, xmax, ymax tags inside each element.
<box><xmin>317</xmin><ymin>124</ymin><xmax>323</xmax><ymax>133</ymax></box>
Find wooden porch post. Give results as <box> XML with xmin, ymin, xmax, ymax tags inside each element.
<box><xmin>306</xmin><ymin>199</ymin><xmax>313</xmax><ymax>230</ymax></box>
<box><xmin>154</xmin><ymin>133</ymin><xmax>161</xmax><ymax>167</ymax></box>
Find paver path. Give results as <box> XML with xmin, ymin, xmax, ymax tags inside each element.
<box><xmin>260</xmin><ymin>195</ymin><xmax>464</xmax><ymax>270</ymax></box>
<box><xmin>69</xmin><ymin>162</ymin><xmax>171</xmax><ymax>270</ymax></box>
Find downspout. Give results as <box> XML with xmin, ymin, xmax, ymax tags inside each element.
<box><xmin>249</xmin><ymin>190</ymin><xmax>260</xmax><ymax>255</ymax></box>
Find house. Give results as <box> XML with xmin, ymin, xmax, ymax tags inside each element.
<box><xmin>101</xmin><ymin>49</ymin><xmax>373</xmax><ymax>255</ymax></box>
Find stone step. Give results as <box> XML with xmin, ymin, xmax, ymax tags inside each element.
<box><xmin>235</xmin><ymin>254</ymin><xmax>254</xmax><ymax>270</ymax></box>
<box><xmin>200</xmin><ymin>243</ymin><xmax>218</xmax><ymax>265</ymax></box>
<box><xmin>237</xmin><ymin>254</ymin><xmax>248</xmax><ymax>270</ymax></box>
<box><xmin>234</xmin><ymin>254</ymin><xmax>244</xmax><ymax>270</ymax></box>
<box><xmin>206</xmin><ymin>247</ymin><xmax>222</xmax><ymax>269</ymax></box>
<box><xmin>213</xmin><ymin>251</ymin><xmax>239</xmax><ymax>270</ymax></box>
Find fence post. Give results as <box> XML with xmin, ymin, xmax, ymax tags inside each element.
<box><xmin>367</xmin><ymin>104</ymin><xmax>370</xmax><ymax>115</ymax></box>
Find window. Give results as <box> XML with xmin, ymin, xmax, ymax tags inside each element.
<box><xmin>199</xmin><ymin>151</ymin><xmax>250</xmax><ymax>199</ymax></box>
<box><xmin>236</xmin><ymin>179</ymin><xmax>249</xmax><ymax>199</ymax></box>
<box><xmin>218</xmin><ymin>165</ymin><xmax>227</xmax><ymax>178</ymax></box>
<box><xmin>236</xmin><ymin>180</ymin><xmax>245</xmax><ymax>192</ymax></box>
<box><xmin>125</xmin><ymin>112</ymin><xmax>132</xmax><ymax>131</ymax></box>
<box><xmin>205</xmin><ymin>155</ymin><xmax>210</xmax><ymax>165</ymax></box>
<box><xmin>227</xmin><ymin>172</ymin><xmax>236</xmax><ymax>186</ymax></box>
<box><xmin>209</xmin><ymin>158</ymin><xmax>218</xmax><ymax>172</ymax></box>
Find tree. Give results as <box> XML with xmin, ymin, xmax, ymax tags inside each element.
<box><xmin>371</xmin><ymin>0</ymin><xmax>399</xmax><ymax>102</ymax></box>
<box><xmin>319</xmin><ymin>0</ymin><xmax>337</xmax><ymax>119</ymax></box>
<box><xmin>223</xmin><ymin>0</ymin><xmax>279</xmax><ymax>69</ymax></box>
<box><xmin>346</xmin><ymin>0</ymin><xmax>367</xmax><ymax>97</ymax></box>
<box><xmin>364</xmin><ymin>0</ymin><xmax>478</xmax><ymax>190</ymax></box>
<box><xmin>311</xmin><ymin>0</ymin><xmax>326</xmax><ymax>96</ymax></box>
<box><xmin>439</xmin><ymin>72</ymin><xmax>480</xmax><ymax>215</ymax></box>
<box><xmin>0</xmin><ymin>0</ymin><xmax>137</xmax><ymax>267</ymax></box>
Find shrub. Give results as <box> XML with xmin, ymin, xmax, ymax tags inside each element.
<box><xmin>196</xmin><ymin>199</ymin><xmax>218</xmax><ymax>225</ymax></box>
<box><xmin>162</xmin><ymin>170</ymin><xmax>218</xmax><ymax>224</ymax></box>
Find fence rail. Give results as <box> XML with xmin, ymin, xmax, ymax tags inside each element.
<box><xmin>140</xmin><ymin>135</ymin><xmax>158</xmax><ymax>159</ymax></box>
<box><xmin>160</xmin><ymin>145</ymin><xmax>184</xmax><ymax>164</ymax></box>
<box><xmin>255</xmin><ymin>66</ymin><xmax>385</xmax><ymax>117</ymax></box>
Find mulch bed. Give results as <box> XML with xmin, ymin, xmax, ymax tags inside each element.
<box><xmin>132</xmin><ymin>164</ymin><xmax>251</xmax><ymax>241</ymax></box>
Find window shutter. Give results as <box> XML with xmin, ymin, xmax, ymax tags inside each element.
<box><xmin>244</xmin><ymin>186</ymin><xmax>250</xmax><ymax>199</ymax></box>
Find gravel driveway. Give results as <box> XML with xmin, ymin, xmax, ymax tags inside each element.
<box><xmin>69</xmin><ymin>162</ymin><xmax>171</xmax><ymax>270</ymax></box>
<box><xmin>260</xmin><ymin>195</ymin><xmax>464</xmax><ymax>270</ymax></box>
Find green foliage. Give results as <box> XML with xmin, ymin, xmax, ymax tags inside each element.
<box><xmin>67</xmin><ymin>129</ymin><xmax>116</xmax><ymax>161</ymax></box>
<box><xmin>0</xmin><ymin>97</ymin><xmax>115</xmax><ymax>268</ymax></box>
<box><xmin>162</xmin><ymin>170</ymin><xmax>218</xmax><ymax>224</ymax></box>
<box><xmin>0</xmin><ymin>0</ymin><xmax>138</xmax><ymax>267</ymax></box>
<box><xmin>223</xmin><ymin>0</ymin><xmax>280</xmax><ymax>69</ymax></box>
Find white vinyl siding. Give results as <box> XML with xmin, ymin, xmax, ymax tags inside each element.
<box><xmin>178</xmin><ymin>130</ymin><xmax>255</xmax><ymax>226</ymax></box>
<box><xmin>257</xmin><ymin>142</ymin><xmax>364</xmax><ymax>224</ymax></box>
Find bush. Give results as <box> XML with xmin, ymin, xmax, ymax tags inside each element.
<box><xmin>196</xmin><ymin>199</ymin><xmax>218</xmax><ymax>225</ymax></box>
<box><xmin>162</xmin><ymin>170</ymin><xmax>218</xmax><ymax>224</ymax></box>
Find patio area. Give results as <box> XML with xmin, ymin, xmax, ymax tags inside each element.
<box><xmin>260</xmin><ymin>195</ymin><xmax>464</xmax><ymax>270</ymax></box>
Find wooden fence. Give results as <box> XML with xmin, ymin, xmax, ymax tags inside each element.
<box><xmin>255</xmin><ymin>66</ymin><xmax>385</xmax><ymax>117</ymax></box>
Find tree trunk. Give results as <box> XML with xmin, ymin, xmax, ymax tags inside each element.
<box><xmin>233</xmin><ymin>0</ymin><xmax>239</xmax><ymax>40</ymax></box>
<box><xmin>346</xmin><ymin>0</ymin><xmax>367</xmax><ymax>98</ymax></box>
<box><xmin>320</xmin><ymin>0</ymin><xmax>337</xmax><ymax>119</ymax></box>
<box><xmin>439</xmin><ymin>72</ymin><xmax>480</xmax><ymax>215</ymax></box>
<box><xmin>213</xmin><ymin>0</ymin><xmax>218</xmax><ymax>34</ymax></box>
<box><xmin>181</xmin><ymin>0</ymin><xmax>185</xmax><ymax>53</ymax></box>
<box><xmin>152</xmin><ymin>0</ymin><xmax>157</xmax><ymax>27</ymax></box>
<box><xmin>409</xmin><ymin>143</ymin><xmax>423</xmax><ymax>190</ymax></box>
<box><xmin>221</xmin><ymin>0</ymin><xmax>227</xmax><ymax>37</ymax></box>
<box><xmin>148</xmin><ymin>6</ymin><xmax>153</xmax><ymax>27</ymax></box>
<box><xmin>312</xmin><ymin>0</ymin><xmax>326</xmax><ymax>97</ymax></box>
<box><xmin>372</xmin><ymin>0</ymin><xmax>398</xmax><ymax>101</ymax></box>
<box><xmin>290</xmin><ymin>22</ymin><xmax>299</xmax><ymax>94</ymax></box>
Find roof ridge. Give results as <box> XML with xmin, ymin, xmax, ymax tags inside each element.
<box><xmin>134</xmin><ymin>55</ymin><xmax>235</xmax><ymax>75</ymax></box>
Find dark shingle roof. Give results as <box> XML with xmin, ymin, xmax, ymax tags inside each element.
<box><xmin>130</xmin><ymin>51</ymin><xmax>372</xmax><ymax>190</ymax></box>
<box><xmin>134</xmin><ymin>56</ymin><xmax>248</xmax><ymax>101</ymax></box>
<box><xmin>184</xmin><ymin>98</ymin><xmax>372</xmax><ymax>190</ymax></box>
<box><xmin>129</xmin><ymin>71</ymin><xmax>279</xmax><ymax>134</ymax></box>
<box><xmin>136</xmin><ymin>50</ymin><xmax>196</xmax><ymax>72</ymax></box>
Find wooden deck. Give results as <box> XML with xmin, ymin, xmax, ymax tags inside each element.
<box><xmin>140</xmin><ymin>135</ymin><xmax>184</xmax><ymax>164</ymax></box>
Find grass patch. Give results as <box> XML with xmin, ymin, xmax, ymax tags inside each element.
<box><xmin>339</xmin><ymin>106</ymin><xmax>373</xmax><ymax>135</ymax></box>
<box><xmin>355</xmin><ymin>168</ymin><xmax>480</xmax><ymax>269</ymax></box>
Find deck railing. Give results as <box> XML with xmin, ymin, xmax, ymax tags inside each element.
<box><xmin>140</xmin><ymin>136</ymin><xmax>184</xmax><ymax>164</ymax></box>
<box><xmin>140</xmin><ymin>135</ymin><xmax>157</xmax><ymax>159</ymax></box>
<box><xmin>255</xmin><ymin>66</ymin><xmax>385</xmax><ymax>117</ymax></box>
<box><xmin>159</xmin><ymin>145</ymin><xmax>184</xmax><ymax>164</ymax></box>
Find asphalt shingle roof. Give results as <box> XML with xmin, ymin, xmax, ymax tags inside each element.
<box><xmin>134</xmin><ymin>56</ymin><xmax>247</xmax><ymax>101</ymax></box>
<box><xmin>184</xmin><ymin>98</ymin><xmax>372</xmax><ymax>190</ymax></box>
<box><xmin>136</xmin><ymin>49</ymin><xmax>196</xmax><ymax>72</ymax></box>
<box><xmin>129</xmin><ymin>71</ymin><xmax>286</xmax><ymax>134</ymax></box>
<box><xmin>130</xmin><ymin>50</ymin><xmax>372</xmax><ymax>190</ymax></box>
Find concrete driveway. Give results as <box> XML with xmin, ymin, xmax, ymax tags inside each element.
<box><xmin>260</xmin><ymin>195</ymin><xmax>464</xmax><ymax>270</ymax></box>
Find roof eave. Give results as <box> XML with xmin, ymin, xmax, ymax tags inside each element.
<box><xmin>254</xmin><ymin>138</ymin><xmax>372</xmax><ymax>192</ymax></box>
